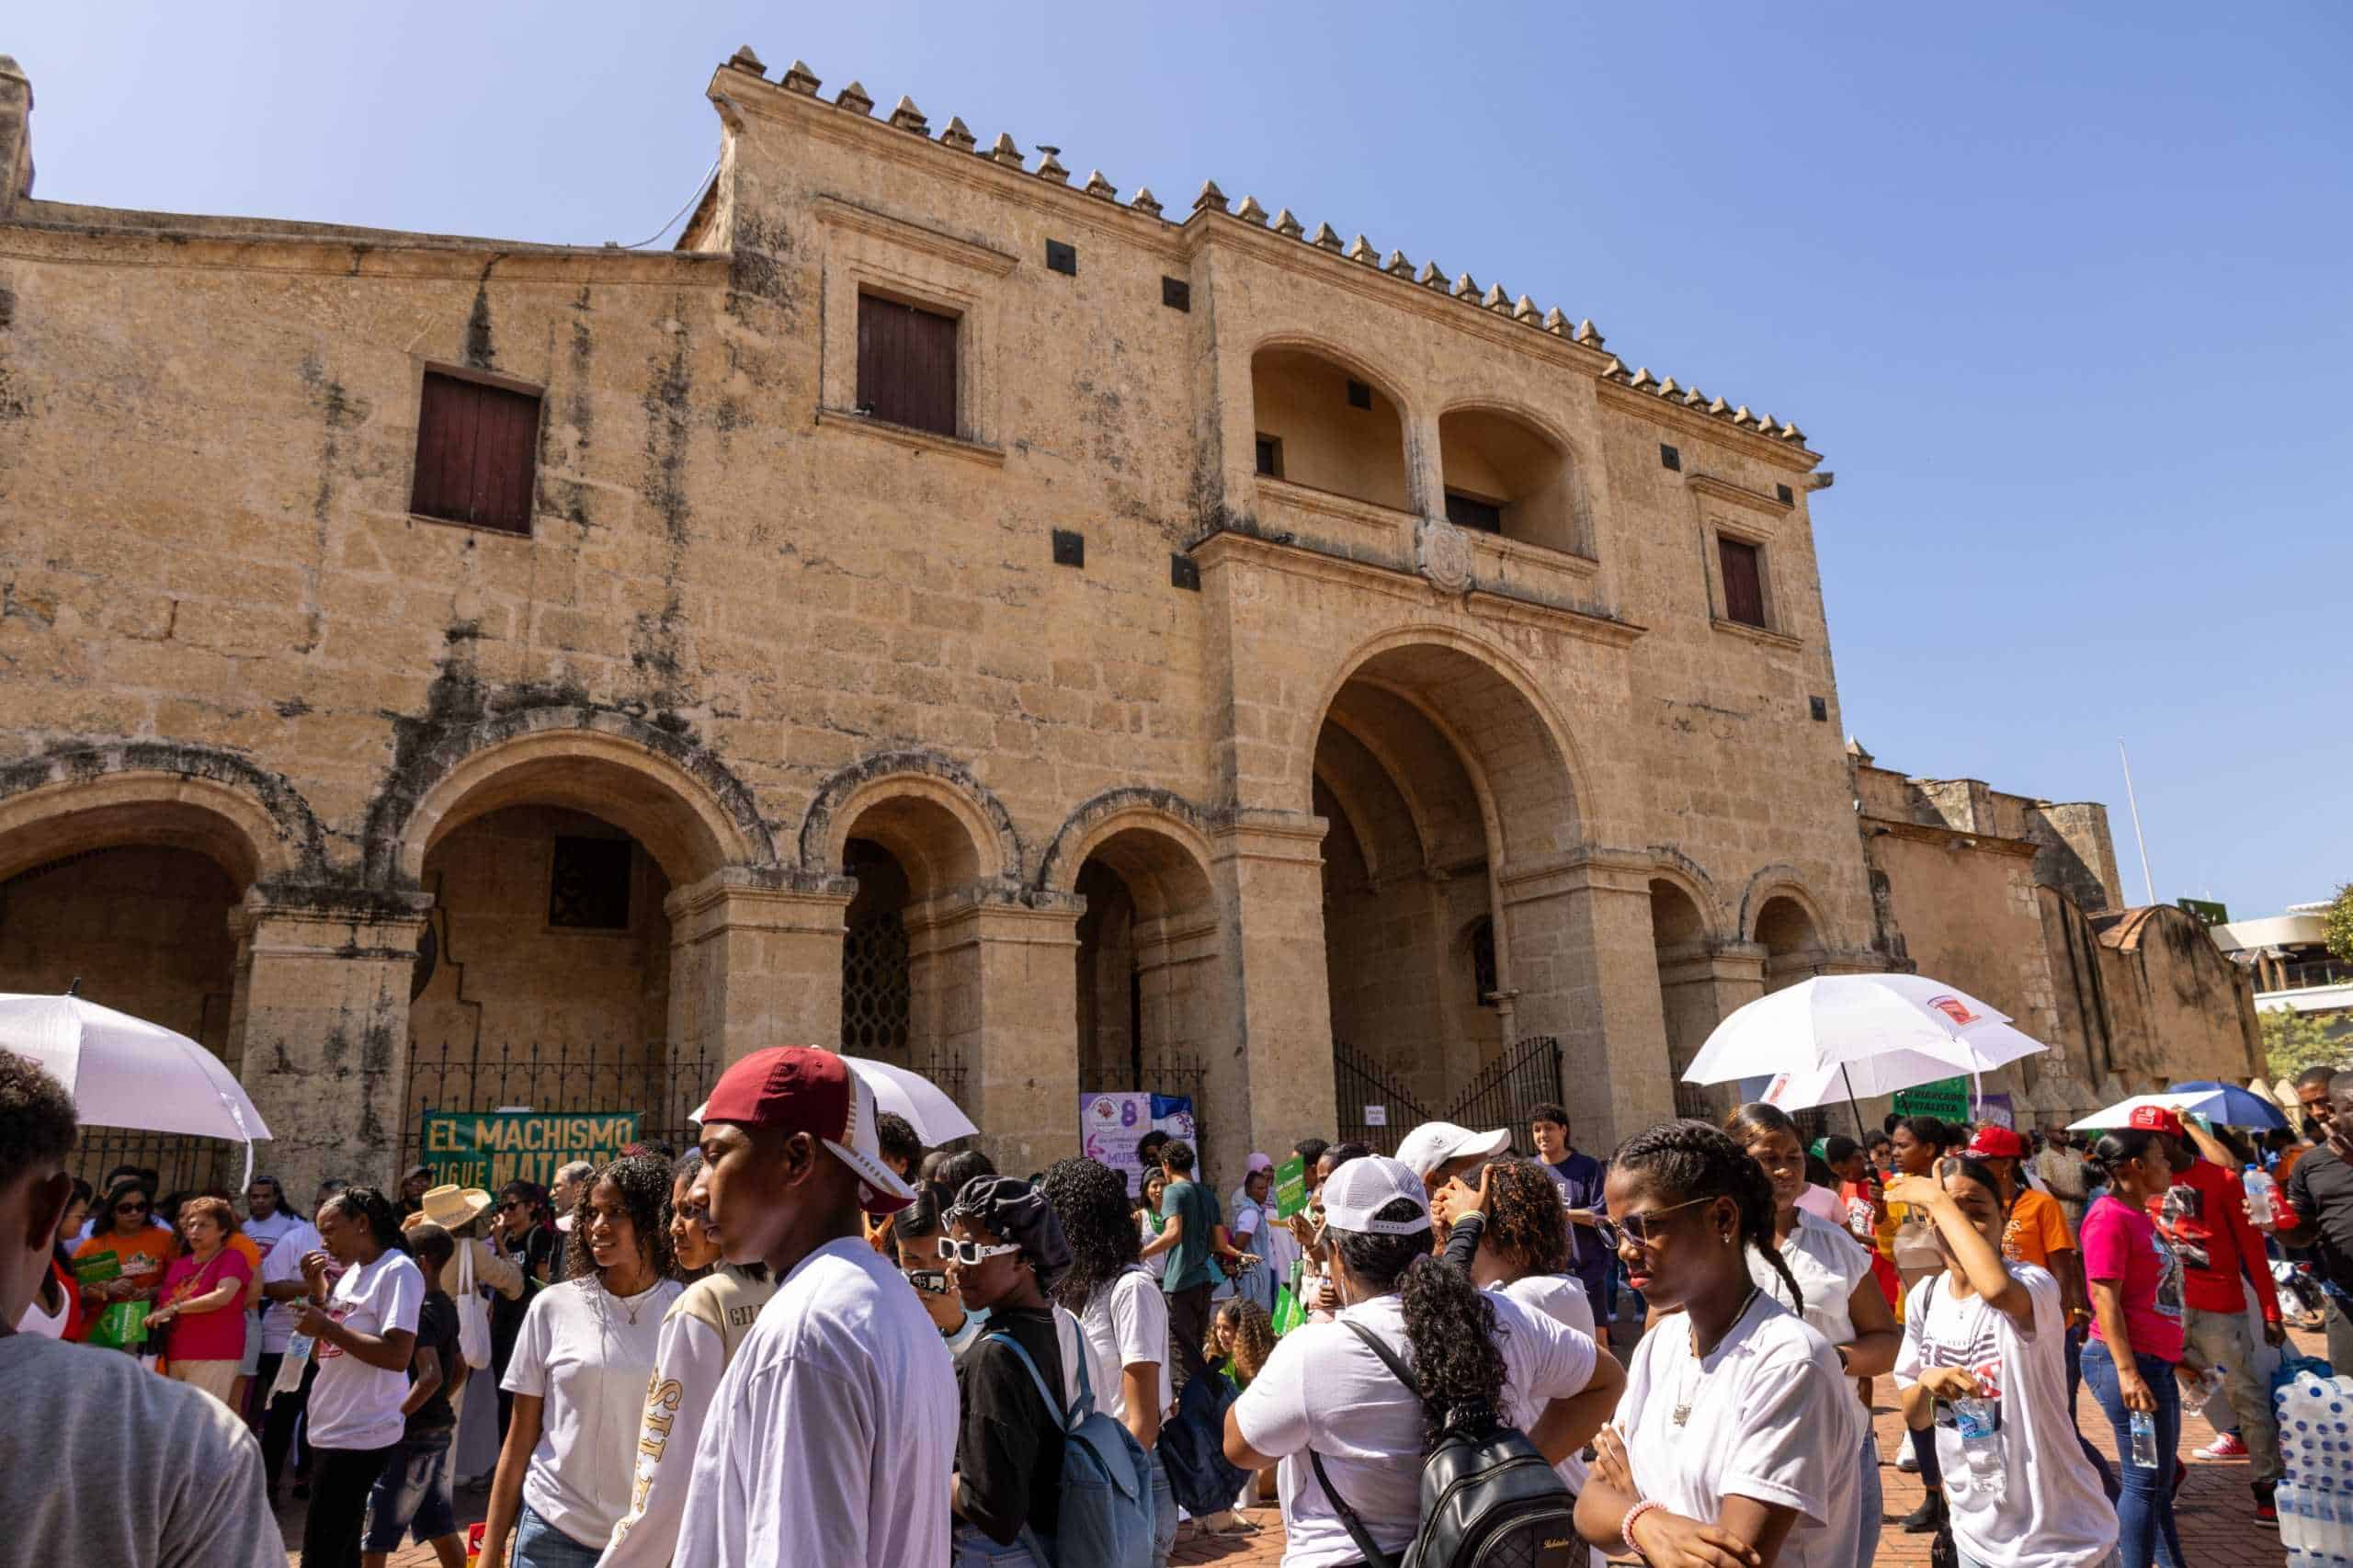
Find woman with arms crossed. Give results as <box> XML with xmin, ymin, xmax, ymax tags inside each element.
<box><xmin>1577</xmin><ymin>1120</ymin><xmax>1859</xmax><ymax>1568</ymax></box>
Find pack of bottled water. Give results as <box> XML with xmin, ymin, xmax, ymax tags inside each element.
<box><xmin>2277</xmin><ymin>1369</ymin><xmax>2353</xmax><ymax>1563</ymax></box>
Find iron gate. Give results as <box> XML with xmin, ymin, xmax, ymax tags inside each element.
<box><xmin>400</xmin><ymin>1040</ymin><xmax>720</xmax><ymax>1170</ymax></box>
<box><xmin>1333</xmin><ymin>1036</ymin><xmax>1565</xmax><ymax>1158</ymax></box>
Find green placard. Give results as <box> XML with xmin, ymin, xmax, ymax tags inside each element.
<box><xmin>1892</xmin><ymin>1077</ymin><xmax>1970</xmax><ymax>1121</ymax></box>
<box><xmin>2177</xmin><ymin>897</ymin><xmax>2229</xmax><ymax>927</ymax></box>
<box><xmin>421</xmin><ymin>1110</ymin><xmax>642</xmax><ymax>1191</ymax></box>
<box><xmin>1272</xmin><ymin>1154</ymin><xmax>1309</xmax><ymax>1219</ymax></box>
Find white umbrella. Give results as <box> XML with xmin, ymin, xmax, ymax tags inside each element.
<box><xmin>1684</xmin><ymin>973</ymin><xmax>2050</xmax><ymax>1137</ymax></box>
<box><xmin>689</xmin><ymin>1051</ymin><xmax>979</xmax><ymax>1147</ymax></box>
<box><xmin>0</xmin><ymin>991</ymin><xmax>271</xmax><ymax>1186</ymax></box>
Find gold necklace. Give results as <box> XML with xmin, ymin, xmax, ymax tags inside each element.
<box><xmin>1671</xmin><ymin>1287</ymin><xmax>1761</xmax><ymax>1427</ymax></box>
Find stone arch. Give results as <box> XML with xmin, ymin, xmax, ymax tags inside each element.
<box><xmin>1247</xmin><ymin>331</ymin><xmax>1418</xmax><ymax>426</ymax></box>
<box><xmin>1643</xmin><ymin>850</ymin><xmax>1726</xmax><ymax>943</ymax></box>
<box><xmin>1248</xmin><ymin>335</ymin><xmax>1417</xmax><ymax>513</ymax></box>
<box><xmin>1038</xmin><ymin>789</ymin><xmax>1215</xmax><ymax>915</ymax></box>
<box><xmin>1433</xmin><ymin>395</ymin><xmax>1598</xmax><ymax>556</ymax></box>
<box><xmin>1300</xmin><ymin>624</ymin><xmax>1590</xmax><ymax>860</ymax></box>
<box><xmin>0</xmin><ymin>744</ymin><xmax>323</xmax><ymax>889</ymax></box>
<box><xmin>381</xmin><ymin>710</ymin><xmax>769</xmax><ymax>890</ymax></box>
<box><xmin>1738</xmin><ymin>866</ymin><xmax>1829</xmax><ymax>945</ymax></box>
<box><xmin>801</xmin><ymin>751</ymin><xmax>1020</xmax><ymax>891</ymax></box>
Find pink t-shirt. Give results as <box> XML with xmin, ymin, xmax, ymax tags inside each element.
<box><xmin>159</xmin><ymin>1247</ymin><xmax>255</xmax><ymax>1362</ymax></box>
<box><xmin>2080</xmin><ymin>1193</ymin><xmax>2185</xmax><ymax>1364</ymax></box>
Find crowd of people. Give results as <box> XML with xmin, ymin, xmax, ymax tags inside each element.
<box><xmin>6</xmin><ymin>1044</ymin><xmax>2350</xmax><ymax>1567</ymax></box>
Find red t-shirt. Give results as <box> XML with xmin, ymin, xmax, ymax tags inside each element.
<box><xmin>2144</xmin><ymin>1159</ymin><xmax>2281</xmax><ymax>1322</ymax></box>
<box><xmin>159</xmin><ymin>1247</ymin><xmax>255</xmax><ymax>1361</ymax></box>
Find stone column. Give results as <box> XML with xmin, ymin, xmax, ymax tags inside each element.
<box><xmin>1207</xmin><ymin>810</ymin><xmax>1336</xmax><ymax>1195</ymax></box>
<box><xmin>665</xmin><ymin>869</ymin><xmax>856</xmax><ymax>1075</ymax></box>
<box><xmin>922</xmin><ymin>886</ymin><xmax>1084</xmax><ymax>1176</ymax></box>
<box><xmin>1495</xmin><ymin>851</ymin><xmax>1676</xmax><ymax>1152</ymax></box>
<box><xmin>1403</xmin><ymin>407</ymin><xmax>1447</xmax><ymax>521</ymax></box>
<box><xmin>228</xmin><ymin>888</ymin><xmax>430</xmax><ymax>1202</ymax></box>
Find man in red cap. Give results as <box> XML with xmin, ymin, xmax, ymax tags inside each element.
<box><xmin>2131</xmin><ymin>1102</ymin><xmax>2284</xmax><ymax>1519</ymax></box>
<box><xmin>675</xmin><ymin>1047</ymin><xmax>958</xmax><ymax>1567</ymax></box>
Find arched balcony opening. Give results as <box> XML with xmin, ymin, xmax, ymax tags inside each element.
<box><xmin>1437</xmin><ymin>406</ymin><xmax>1590</xmax><ymax>556</ymax></box>
<box><xmin>1249</xmin><ymin>347</ymin><xmax>1412</xmax><ymax>512</ymax></box>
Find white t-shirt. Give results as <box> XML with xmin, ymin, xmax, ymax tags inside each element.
<box><xmin>500</xmin><ymin>1275</ymin><xmax>682</xmax><ymax>1548</ymax></box>
<box><xmin>306</xmin><ymin>1248</ymin><xmax>425</xmax><ymax>1451</ymax></box>
<box><xmin>1138</xmin><ymin>1210</ymin><xmax>1169</xmax><ymax>1281</ymax></box>
<box><xmin>1492</xmin><ymin>1274</ymin><xmax>1604</xmax><ymax>1568</ymax></box>
<box><xmin>1893</xmin><ymin>1266</ymin><xmax>2118</xmax><ymax>1567</ymax></box>
<box><xmin>254</xmin><ymin>1219</ymin><xmax>322</xmax><ymax>1354</ymax></box>
<box><xmin>1749</xmin><ymin>1211</ymin><xmax>1876</xmax><ymax>1447</ymax></box>
<box><xmin>676</xmin><ymin>1236</ymin><xmax>959</xmax><ymax>1568</ymax></box>
<box><xmin>1233</xmin><ymin>1290</ymin><xmax>1598</xmax><ymax>1568</ymax></box>
<box><xmin>1079</xmin><ymin>1266</ymin><xmax>1173</xmax><ymax>1426</ymax></box>
<box><xmin>1616</xmin><ymin>1295</ymin><xmax>1859</xmax><ymax>1568</ymax></box>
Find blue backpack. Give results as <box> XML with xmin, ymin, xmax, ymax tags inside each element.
<box><xmin>986</xmin><ymin>1326</ymin><xmax>1155</xmax><ymax>1568</ymax></box>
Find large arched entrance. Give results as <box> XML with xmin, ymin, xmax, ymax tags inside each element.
<box><xmin>0</xmin><ymin>774</ymin><xmax>284</xmax><ymax>1190</ymax></box>
<box><xmin>829</xmin><ymin>789</ymin><xmax>986</xmax><ymax>1089</ymax></box>
<box><xmin>1070</xmin><ymin>823</ymin><xmax>1220</xmax><ymax>1096</ymax></box>
<box><xmin>1310</xmin><ymin>637</ymin><xmax>1587</xmax><ymax>1145</ymax></box>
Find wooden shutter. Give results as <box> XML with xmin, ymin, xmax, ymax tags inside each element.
<box><xmin>1445</xmin><ymin>490</ymin><xmax>1504</xmax><ymax>534</ymax></box>
<box><xmin>411</xmin><ymin>371</ymin><xmax>540</xmax><ymax>534</ymax></box>
<box><xmin>857</xmin><ymin>295</ymin><xmax>960</xmax><ymax>438</ymax></box>
<box><xmin>1719</xmin><ymin>536</ymin><xmax>1767</xmax><ymax>627</ymax></box>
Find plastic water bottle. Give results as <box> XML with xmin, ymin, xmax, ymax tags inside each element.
<box><xmin>2245</xmin><ymin>1166</ymin><xmax>2279</xmax><ymax>1227</ymax></box>
<box><xmin>1952</xmin><ymin>1396</ymin><xmax>2002</xmax><ymax>1490</ymax></box>
<box><xmin>2188</xmin><ymin>1364</ymin><xmax>2228</xmax><ymax>1405</ymax></box>
<box><xmin>2128</xmin><ymin>1408</ymin><xmax>2158</xmax><ymax>1468</ymax></box>
<box><xmin>2279</xmin><ymin>1481</ymin><xmax>2310</xmax><ymax>1555</ymax></box>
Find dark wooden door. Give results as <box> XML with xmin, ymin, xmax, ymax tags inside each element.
<box><xmin>857</xmin><ymin>296</ymin><xmax>959</xmax><ymax>438</ymax></box>
<box><xmin>1719</xmin><ymin>537</ymin><xmax>1767</xmax><ymax>626</ymax></box>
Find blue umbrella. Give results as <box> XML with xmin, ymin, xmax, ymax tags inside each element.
<box><xmin>2167</xmin><ymin>1080</ymin><xmax>2288</xmax><ymax>1131</ymax></box>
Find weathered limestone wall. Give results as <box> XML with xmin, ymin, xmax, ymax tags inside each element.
<box><xmin>0</xmin><ymin>846</ymin><xmax>239</xmax><ymax>1053</ymax></box>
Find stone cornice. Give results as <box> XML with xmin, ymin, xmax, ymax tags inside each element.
<box><xmin>1190</xmin><ymin>528</ymin><xmax>1644</xmax><ymax>649</ymax></box>
<box><xmin>1598</xmin><ymin>380</ymin><xmax>1821</xmax><ymax>469</ymax></box>
<box><xmin>0</xmin><ymin>208</ymin><xmax>726</xmax><ymax>286</ymax></box>
<box><xmin>1687</xmin><ymin>472</ymin><xmax>1796</xmax><ymax>515</ymax></box>
<box><xmin>813</xmin><ymin>195</ymin><xmax>1019</xmax><ymax>275</ymax></box>
<box><xmin>1863</xmin><ymin>816</ymin><xmax>2041</xmax><ymax>859</ymax></box>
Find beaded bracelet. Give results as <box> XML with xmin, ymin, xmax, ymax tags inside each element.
<box><xmin>1620</xmin><ymin>1498</ymin><xmax>1663</xmax><ymax>1556</ymax></box>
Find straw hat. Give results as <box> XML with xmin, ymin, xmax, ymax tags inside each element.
<box><xmin>412</xmin><ymin>1184</ymin><xmax>494</xmax><ymax>1230</ymax></box>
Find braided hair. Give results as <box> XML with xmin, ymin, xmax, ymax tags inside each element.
<box><xmin>1332</xmin><ymin>1199</ymin><xmax>1507</xmax><ymax>1450</ymax></box>
<box><xmin>323</xmin><ymin>1186</ymin><xmax>408</xmax><ymax>1255</ymax></box>
<box><xmin>1613</xmin><ymin>1119</ymin><xmax>1803</xmax><ymax>1314</ymax></box>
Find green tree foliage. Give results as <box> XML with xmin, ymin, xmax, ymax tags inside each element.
<box><xmin>2264</xmin><ymin>1005</ymin><xmax>2346</xmax><ymax>1081</ymax></box>
<box><xmin>2326</xmin><ymin>882</ymin><xmax>2353</xmax><ymax>965</ymax></box>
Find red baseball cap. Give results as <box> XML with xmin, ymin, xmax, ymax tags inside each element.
<box><xmin>2127</xmin><ymin>1104</ymin><xmax>2185</xmax><ymax>1138</ymax></box>
<box><xmin>700</xmin><ymin>1047</ymin><xmax>915</xmax><ymax>1215</ymax></box>
<box><xmin>1965</xmin><ymin>1125</ymin><xmax>2027</xmax><ymax>1159</ymax></box>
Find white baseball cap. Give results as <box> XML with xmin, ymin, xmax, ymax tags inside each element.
<box><xmin>1392</xmin><ymin>1120</ymin><xmax>1511</xmax><ymax>1180</ymax></box>
<box><xmin>1320</xmin><ymin>1154</ymin><xmax>1433</xmax><ymax>1235</ymax></box>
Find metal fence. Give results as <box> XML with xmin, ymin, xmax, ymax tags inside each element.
<box><xmin>1333</xmin><ymin>1036</ymin><xmax>1565</xmax><ymax>1158</ymax></box>
<box><xmin>70</xmin><ymin>1129</ymin><xmax>226</xmax><ymax>1197</ymax></box>
<box><xmin>399</xmin><ymin>1040</ymin><xmax>721</xmax><ymax>1168</ymax></box>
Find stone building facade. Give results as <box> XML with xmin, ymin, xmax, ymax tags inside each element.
<box><xmin>1</xmin><ymin>49</ymin><xmax>1893</xmax><ymax>1199</ymax></box>
<box><xmin>1853</xmin><ymin>746</ymin><xmax>2263</xmax><ymax>1123</ymax></box>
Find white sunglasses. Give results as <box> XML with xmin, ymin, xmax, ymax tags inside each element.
<box><xmin>936</xmin><ymin>1236</ymin><xmax>1021</xmax><ymax>1267</ymax></box>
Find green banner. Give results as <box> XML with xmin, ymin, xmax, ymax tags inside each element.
<box><xmin>421</xmin><ymin>1110</ymin><xmax>641</xmax><ymax>1190</ymax></box>
<box><xmin>1892</xmin><ymin>1077</ymin><xmax>1970</xmax><ymax>1121</ymax></box>
<box><xmin>1272</xmin><ymin>1154</ymin><xmax>1309</xmax><ymax>1220</ymax></box>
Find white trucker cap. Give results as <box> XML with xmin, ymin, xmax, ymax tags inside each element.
<box><xmin>1392</xmin><ymin>1120</ymin><xmax>1512</xmax><ymax>1180</ymax></box>
<box><xmin>1320</xmin><ymin>1154</ymin><xmax>1434</xmax><ymax>1235</ymax></box>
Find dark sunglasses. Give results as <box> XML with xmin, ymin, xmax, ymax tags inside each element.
<box><xmin>497</xmin><ymin>1200</ymin><xmax>531</xmax><ymax>1212</ymax></box>
<box><xmin>116</xmin><ymin>1201</ymin><xmax>152</xmax><ymax>1214</ymax></box>
<box><xmin>1590</xmin><ymin>1195</ymin><xmax>1713</xmax><ymax>1254</ymax></box>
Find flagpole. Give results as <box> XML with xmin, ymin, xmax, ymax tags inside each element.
<box><xmin>2118</xmin><ymin>739</ymin><xmax>2156</xmax><ymax>906</ymax></box>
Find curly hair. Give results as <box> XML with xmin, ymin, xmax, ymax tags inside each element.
<box><xmin>176</xmin><ymin>1194</ymin><xmax>237</xmax><ymax>1243</ymax></box>
<box><xmin>566</xmin><ymin>1153</ymin><xmax>676</xmax><ymax>1284</ymax></box>
<box><xmin>1611</xmin><ymin>1119</ymin><xmax>1803</xmax><ymax>1314</ymax></box>
<box><xmin>1479</xmin><ymin>1158</ymin><xmax>1570</xmax><ymax>1278</ymax></box>
<box><xmin>1334</xmin><ymin>1198</ymin><xmax>1506</xmax><ymax>1449</ymax></box>
<box><xmin>1039</xmin><ymin>1156</ymin><xmax>1140</xmax><ymax>1312</ymax></box>
<box><xmin>0</xmin><ymin>1051</ymin><xmax>75</xmax><ymax>1193</ymax></box>
<box><xmin>1208</xmin><ymin>1296</ymin><xmax>1276</xmax><ymax>1384</ymax></box>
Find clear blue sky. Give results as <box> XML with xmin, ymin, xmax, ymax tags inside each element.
<box><xmin>12</xmin><ymin>5</ymin><xmax>2347</xmax><ymax>917</ymax></box>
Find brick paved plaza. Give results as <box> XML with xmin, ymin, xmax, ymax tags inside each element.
<box><xmin>285</xmin><ymin>1326</ymin><xmax>2310</xmax><ymax>1567</ymax></box>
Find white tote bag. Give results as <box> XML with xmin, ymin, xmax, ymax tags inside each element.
<box><xmin>454</xmin><ymin>1238</ymin><xmax>493</xmax><ymax>1370</ymax></box>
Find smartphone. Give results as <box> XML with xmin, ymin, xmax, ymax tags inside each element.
<box><xmin>905</xmin><ymin>1268</ymin><xmax>949</xmax><ymax>1295</ymax></box>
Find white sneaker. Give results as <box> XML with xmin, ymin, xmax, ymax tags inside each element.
<box><xmin>1896</xmin><ymin>1450</ymin><xmax>1920</xmax><ymax>1473</ymax></box>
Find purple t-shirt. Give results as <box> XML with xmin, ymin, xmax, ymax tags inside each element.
<box><xmin>2080</xmin><ymin>1193</ymin><xmax>2185</xmax><ymax>1363</ymax></box>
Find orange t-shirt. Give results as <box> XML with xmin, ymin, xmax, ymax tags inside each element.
<box><xmin>2279</xmin><ymin>1144</ymin><xmax>2307</xmax><ymax>1187</ymax></box>
<box><xmin>2002</xmin><ymin>1187</ymin><xmax>2075</xmax><ymax>1268</ymax></box>
<box><xmin>71</xmin><ymin>1227</ymin><xmax>178</xmax><ymax>1335</ymax></box>
<box><xmin>224</xmin><ymin>1232</ymin><xmax>264</xmax><ymax>1307</ymax></box>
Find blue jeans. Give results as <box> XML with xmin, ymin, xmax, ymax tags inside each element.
<box><xmin>1853</xmin><ymin>1430</ymin><xmax>1881</xmax><ymax>1568</ymax></box>
<box><xmin>2079</xmin><ymin>1337</ymin><xmax>2183</xmax><ymax>1568</ymax></box>
<box><xmin>951</xmin><ymin>1520</ymin><xmax>1049</xmax><ymax>1568</ymax></box>
<box><xmin>2066</xmin><ymin>1322</ymin><xmax>2121</xmax><ymax>1503</ymax></box>
<box><xmin>513</xmin><ymin>1500</ymin><xmax>603</xmax><ymax>1568</ymax></box>
<box><xmin>1148</xmin><ymin>1447</ymin><xmax>1177</xmax><ymax>1568</ymax></box>
<box><xmin>361</xmin><ymin>1428</ymin><xmax>457</xmax><ymax>1551</ymax></box>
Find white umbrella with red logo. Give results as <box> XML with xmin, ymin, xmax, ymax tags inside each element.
<box><xmin>1681</xmin><ymin>973</ymin><xmax>2049</xmax><ymax>1136</ymax></box>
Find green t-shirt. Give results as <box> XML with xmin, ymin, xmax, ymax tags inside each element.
<box><xmin>1160</xmin><ymin>1177</ymin><xmax>1220</xmax><ymax>1292</ymax></box>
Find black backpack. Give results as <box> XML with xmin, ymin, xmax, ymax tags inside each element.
<box><xmin>1307</xmin><ymin>1321</ymin><xmax>1582</xmax><ymax>1568</ymax></box>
